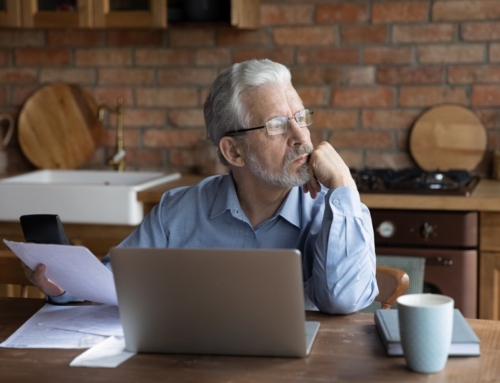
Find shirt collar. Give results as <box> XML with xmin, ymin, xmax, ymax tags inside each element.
<box><xmin>210</xmin><ymin>173</ymin><xmax>302</xmax><ymax>228</ymax></box>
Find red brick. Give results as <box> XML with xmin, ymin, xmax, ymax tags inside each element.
<box><xmin>15</xmin><ymin>49</ymin><xmax>70</xmax><ymax>66</ymax></box>
<box><xmin>98</xmin><ymin>69</ymin><xmax>154</xmax><ymax>85</ymax></box>
<box><xmin>291</xmin><ymin>68</ymin><xmax>344</xmax><ymax>86</ymax></box>
<box><xmin>362</xmin><ymin>110</ymin><xmax>422</xmax><ymax>130</ymax></box>
<box><xmin>340</xmin><ymin>26</ymin><xmax>387</xmax><ymax>44</ymax></box>
<box><xmin>312</xmin><ymin>110</ymin><xmax>358</xmax><ymax>129</ymax></box>
<box><xmin>448</xmin><ymin>66</ymin><xmax>500</xmax><ymax>84</ymax></box>
<box><xmin>0</xmin><ymin>69</ymin><xmax>36</xmax><ymax>83</ymax></box>
<box><xmin>396</xmin><ymin>131</ymin><xmax>411</xmax><ymax>151</ymax></box>
<box><xmin>346</xmin><ymin>67</ymin><xmax>375</xmax><ymax>85</ymax></box>
<box><xmin>158</xmin><ymin>68</ymin><xmax>217</xmax><ymax>86</ymax></box>
<box><xmin>232</xmin><ymin>48</ymin><xmax>294</xmax><ymax>65</ymax></box>
<box><xmin>87</xmin><ymin>87</ymin><xmax>134</xmax><ymax>107</ymax></box>
<box><xmin>76</xmin><ymin>48</ymin><xmax>131</xmax><ymax>66</ymax></box>
<box><xmin>137</xmin><ymin>88</ymin><xmax>198</xmax><ymax>107</ymax></box>
<box><xmin>0</xmin><ymin>87</ymin><xmax>7</xmax><ymax>104</ymax></box>
<box><xmin>0</xmin><ymin>31</ymin><xmax>44</xmax><ymax>47</ymax></box>
<box><xmin>392</xmin><ymin>24</ymin><xmax>455</xmax><ymax>43</ymax></box>
<box><xmin>399</xmin><ymin>86</ymin><xmax>467</xmax><ymax>107</ymax></box>
<box><xmin>364</xmin><ymin>47</ymin><xmax>412</xmax><ymax>65</ymax></box>
<box><xmin>490</xmin><ymin>44</ymin><xmax>500</xmax><ymax>62</ymax></box>
<box><xmin>216</xmin><ymin>28</ymin><xmax>270</xmax><ymax>46</ymax></box>
<box><xmin>473</xmin><ymin>108</ymin><xmax>500</xmax><ymax>129</ymax></box>
<box><xmin>169</xmin><ymin>27</ymin><xmax>215</xmax><ymax>47</ymax></box>
<box><xmin>196</xmin><ymin>48</ymin><xmax>231</xmax><ymax>66</ymax></box>
<box><xmin>100</xmin><ymin>129</ymin><xmax>140</xmax><ymax>148</ymax></box>
<box><xmin>47</xmin><ymin>30</ymin><xmax>105</xmax><ymax>46</ymax></box>
<box><xmin>332</xmin><ymin>88</ymin><xmax>394</xmax><ymax>107</ymax></box>
<box><xmin>365</xmin><ymin>151</ymin><xmax>415</xmax><ymax>169</ymax></box>
<box><xmin>472</xmin><ymin>86</ymin><xmax>500</xmax><ymax>106</ymax></box>
<box><xmin>297</xmin><ymin>48</ymin><xmax>359</xmax><ymax>65</ymax></box>
<box><xmin>143</xmin><ymin>129</ymin><xmax>204</xmax><ymax>148</ymax></box>
<box><xmin>377</xmin><ymin>67</ymin><xmax>444</xmax><ymax>85</ymax></box>
<box><xmin>0</xmin><ymin>50</ymin><xmax>9</xmax><ymax>66</ymax></box>
<box><xmin>373</xmin><ymin>1</ymin><xmax>428</xmax><ymax>23</ymax></box>
<box><xmin>135</xmin><ymin>48</ymin><xmax>193</xmax><ymax>66</ymax></box>
<box><xmin>121</xmin><ymin>148</ymin><xmax>164</xmax><ymax>167</ymax></box>
<box><xmin>329</xmin><ymin>131</ymin><xmax>393</xmax><ymax>149</ymax></box>
<box><xmin>417</xmin><ymin>45</ymin><xmax>484</xmax><ymax>64</ymax></box>
<box><xmin>11</xmin><ymin>85</ymin><xmax>38</xmax><ymax>106</ymax></box>
<box><xmin>274</xmin><ymin>27</ymin><xmax>335</xmax><ymax>46</ymax></box>
<box><xmin>261</xmin><ymin>5</ymin><xmax>314</xmax><ymax>25</ymax></box>
<box><xmin>296</xmin><ymin>87</ymin><xmax>328</xmax><ymax>106</ymax></box>
<box><xmin>107</xmin><ymin>30</ymin><xmax>163</xmax><ymax>46</ymax></box>
<box><xmin>335</xmin><ymin>150</ymin><xmax>362</xmax><ymax>169</ymax></box>
<box><xmin>316</xmin><ymin>4</ymin><xmax>368</xmax><ymax>24</ymax></box>
<box><xmin>433</xmin><ymin>1</ymin><xmax>500</xmax><ymax>21</ymax></box>
<box><xmin>169</xmin><ymin>109</ymin><xmax>205</xmax><ymax>127</ymax></box>
<box><xmin>169</xmin><ymin>148</ymin><xmax>202</xmax><ymax>168</ymax></box>
<box><xmin>462</xmin><ymin>22</ymin><xmax>500</xmax><ymax>41</ymax></box>
<box><xmin>119</xmin><ymin>109</ymin><xmax>166</xmax><ymax>127</ymax></box>
<box><xmin>40</xmin><ymin>69</ymin><xmax>94</xmax><ymax>84</ymax></box>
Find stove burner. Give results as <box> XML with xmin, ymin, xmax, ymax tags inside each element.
<box><xmin>351</xmin><ymin>168</ymin><xmax>479</xmax><ymax>196</ymax></box>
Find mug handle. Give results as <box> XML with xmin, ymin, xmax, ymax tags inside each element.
<box><xmin>1</xmin><ymin>115</ymin><xmax>14</xmax><ymax>147</ymax></box>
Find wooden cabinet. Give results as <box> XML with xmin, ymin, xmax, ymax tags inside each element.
<box><xmin>21</xmin><ymin>0</ymin><xmax>93</xmax><ymax>28</ymax></box>
<box><xmin>479</xmin><ymin>212</ymin><xmax>500</xmax><ymax>320</ymax></box>
<box><xmin>0</xmin><ymin>0</ymin><xmax>22</xmax><ymax>27</ymax></box>
<box><xmin>93</xmin><ymin>0</ymin><xmax>167</xmax><ymax>28</ymax></box>
<box><xmin>16</xmin><ymin>0</ymin><xmax>260</xmax><ymax>29</ymax></box>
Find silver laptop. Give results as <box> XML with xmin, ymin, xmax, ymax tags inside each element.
<box><xmin>110</xmin><ymin>247</ymin><xmax>320</xmax><ymax>358</ymax></box>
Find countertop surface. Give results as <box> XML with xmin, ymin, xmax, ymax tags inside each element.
<box><xmin>138</xmin><ymin>175</ymin><xmax>500</xmax><ymax>212</ymax></box>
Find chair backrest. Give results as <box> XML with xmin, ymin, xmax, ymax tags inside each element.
<box><xmin>374</xmin><ymin>265</ymin><xmax>410</xmax><ymax>309</ymax></box>
<box><xmin>0</xmin><ymin>249</ymin><xmax>33</xmax><ymax>297</ymax></box>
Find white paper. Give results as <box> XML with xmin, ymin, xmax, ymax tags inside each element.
<box><xmin>70</xmin><ymin>336</ymin><xmax>135</xmax><ymax>368</ymax></box>
<box><xmin>3</xmin><ymin>239</ymin><xmax>117</xmax><ymax>305</ymax></box>
<box><xmin>0</xmin><ymin>304</ymin><xmax>107</xmax><ymax>349</ymax></box>
<box><xmin>40</xmin><ymin>304</ymin><xmax>124</xmax><ymax>337</ymax></box>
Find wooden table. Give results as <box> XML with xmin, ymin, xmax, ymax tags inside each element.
<box><xmin>1</xmin><ymin>299</ymin><xmax>499</xmax><ymax>383</ymax></box>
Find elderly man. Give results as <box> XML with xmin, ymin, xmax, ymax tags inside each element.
<box><xmin>26</xmin><ymin>59</ymin><xmax>378</xmax><ymax>314</ymax></box>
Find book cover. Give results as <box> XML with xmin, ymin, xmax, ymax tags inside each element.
<box><xmin>374</xmin><ymin>308</ymin><xmax>480</xmax><ymax>357</ymax></box>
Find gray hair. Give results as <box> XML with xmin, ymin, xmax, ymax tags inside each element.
<box><xmin>203</xmin><ymin>59</ymin><xmax>292</xmax><ymax>166</ymax></box>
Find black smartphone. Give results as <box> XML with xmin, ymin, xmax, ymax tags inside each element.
<box><xmin>19</xmin><ymin>214</ymin><xmax>71</xmax><ymax>245</ymax></box>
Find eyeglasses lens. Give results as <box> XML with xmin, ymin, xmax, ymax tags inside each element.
<box><xmin>265</xmin><ymin>109</ymin><xmax>313</xmax><ymax>136</ymax></box>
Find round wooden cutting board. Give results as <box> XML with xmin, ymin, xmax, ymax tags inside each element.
<box><xmin>409</xmin><ymin>104</ymin><xmax>487</xmax><ymax>171</ymax></box>
<box><xmin>18</xmin><ymin>83</ymin><xmax>102</xmax><ymax>169</ymax></box>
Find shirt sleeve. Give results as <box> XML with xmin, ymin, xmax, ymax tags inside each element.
<box><xmin>304</xmin><ymin>186</ymin><xmax>379</xmax><ymax>314</ymax></box>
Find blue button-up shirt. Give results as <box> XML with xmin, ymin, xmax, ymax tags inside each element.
<box><xmin>52</xmin><ymin>173</ymin><xmax>378</xmax><ymax>313</ymax></box>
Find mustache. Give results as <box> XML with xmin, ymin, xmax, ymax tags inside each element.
<box><xmin>284</xmin><ymin>145</ymin><xmax>313</xmax><ymax>164</ymax></box>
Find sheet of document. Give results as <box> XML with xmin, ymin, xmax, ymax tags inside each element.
<box><xmin>70</xmin><ymin>336</ymin><xmax>135</xmax><ymax>368</ymax></box>
<box><xmin>39</xmin><ymin>304</ymin><xmax>124</xmax><ymax>337</ymax></box>
<box><xmin>3</xmin><ymin>239</ymin><xmax>117</xmax><ymax>305</ymax></box>
<box><xmin>0</xmin><ymin>304</ymin><xmax>107</xmax><ymax>349</ymax></box>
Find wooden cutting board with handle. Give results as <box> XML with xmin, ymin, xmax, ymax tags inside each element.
<box><xmin>18</xmin><ymin>83</ymin><xmax>102</xmax><ymax>169</ymax></box>
<box><xmin>409</xmin><ymin>104</ymin><xmax>487</xmax><ymax>171</ymax></box>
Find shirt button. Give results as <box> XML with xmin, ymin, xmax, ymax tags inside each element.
<box><xmin>333</xmin><ymin>199</ymin><xmax>339</xmax><ymax>205</ymax></box>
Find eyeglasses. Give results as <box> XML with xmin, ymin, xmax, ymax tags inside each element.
<box><xmin>224</xmin><ymin>109</ymin><xmax>313</xmax><ymax>137</ymax></box>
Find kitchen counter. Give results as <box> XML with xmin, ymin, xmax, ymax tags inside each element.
<box><xmin>138</xmin><ymin>175</ymin><xmax>500</xmax><ymax>212</ymax></box>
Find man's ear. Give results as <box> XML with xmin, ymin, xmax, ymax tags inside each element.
<box><xmin>219</xmin><ymin>137</ymin><xmax>245</xmax><ymax>167</ymax></box>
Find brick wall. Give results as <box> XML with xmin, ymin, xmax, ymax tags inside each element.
<box><xmin>2</xmin><ymin>0</ymin><xmax>500</xmax><ymax>176</ymax></box>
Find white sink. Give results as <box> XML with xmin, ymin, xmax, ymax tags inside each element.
<box><xmin>0</xmin><ymin>170</ymin><xmax>181</xmax><ymax>225</ymax></box>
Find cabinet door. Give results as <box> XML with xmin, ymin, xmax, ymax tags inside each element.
<box><xmin>479</xmin><ymin>251</ymin><xmax>500</xmax><ymax>320</ymax></box>
<box><xmin>231</xmin><ymin>0</ymin><xmax>260</xmax><ymax>29</ymax></box>
<box><xmin>93</xmin><ymin>0</ymin><xmax>167</xmax><ymax>28</ymax></box>
<box><xmin>21</xmin><ymin>0</ymin><xmax>93</xmax><ymax>28</ymax></box>
<box><xmin>0</xmin><ymin>0</ymin><xmax>22</xmax><ymax>27</ymax></box>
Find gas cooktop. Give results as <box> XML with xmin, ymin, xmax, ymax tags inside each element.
<box><xmin>351</xmin><ymin>168</ymin><xmax>479</xmax><ymax>197</ymax></box>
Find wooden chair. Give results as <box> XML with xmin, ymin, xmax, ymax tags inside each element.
<box><xmin>0</xmin><ymin>249</ymin><xmax>33</xmax><ymax>298</ymax></box>
<box><xmin>374</xmin><ymin>265</ymin><xmax>410</xmax><ymax>309</ymax></box>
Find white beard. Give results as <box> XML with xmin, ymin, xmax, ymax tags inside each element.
<box><xmin>245</xmin><ymin>145</ymin><xmax>313</xmax><ymax>188</ymax></box>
